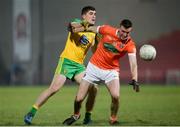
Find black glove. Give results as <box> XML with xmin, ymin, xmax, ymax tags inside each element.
<box><xmin>129</xmin><ymin>80</ymin><xmax>140</xmax><ymax>92</ymax></box>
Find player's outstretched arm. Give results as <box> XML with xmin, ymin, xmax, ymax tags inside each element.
<box><xmin>69</xmin><ymin>22</ymin><xmax>85</xmax><ymax>33</ymax></box>
<box><xmin>69</xmin><ymin>22</ymin><xmax>99</xmax><ymax>33</ymax></box>
<box><xmin>86</xmin><ymin>26</ymin><xmax>99</xmax><ymax>33</ymax></box>
<box><xmin>128</xmin><ymin>51</ymin><xmax>139</xmax><ymax>92</ymax></box>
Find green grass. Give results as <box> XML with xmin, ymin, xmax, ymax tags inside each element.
<box><xmin>0</xmin><ymin>85</ymin><xmax>180</xmax><ymax>126</ymax></box>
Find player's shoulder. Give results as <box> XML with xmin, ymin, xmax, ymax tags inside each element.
<box><xmin>99</xmin><ymin>25</ymin><xmax>118</xmax><ymax>36</ymax></box>
<box><xmin>126</xmin><ymin>37</ymin><xmax>136</xmax><ymax>47</ymax></box>
<box><xmin>128</xmin><ymin>37</ymin><xmax>135</xmax><ymax>44</ymax></box>
<box><xmin>124</xmin><ymin>38</ymin><xmax>136</xmax><ymax>53</ymax></box>
<box><xmin>101</xmin><ymin>24</ymin><xmax>117</xmax><ymax>30</ymax></box>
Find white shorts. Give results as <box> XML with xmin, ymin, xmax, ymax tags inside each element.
<box><xmin>83</xmin><ymin>62</ymin><xmax>119</xmax><ymax>85</ymax></box>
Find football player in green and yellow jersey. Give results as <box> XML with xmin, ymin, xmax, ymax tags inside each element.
<box><xmin>24</xmin><ymin>6</ymin><xmax>98</xmax><ymax>125</ymax></box>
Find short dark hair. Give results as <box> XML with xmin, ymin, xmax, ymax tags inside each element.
<box><xmin>81</xmin><ymin>6</ymin><xmax>96</xmax><ymax>15</ymax></box>
<box><xmin>120</xmin><ymin>19</ymin><xmax>132</xmax><ymax>29</ymax></box>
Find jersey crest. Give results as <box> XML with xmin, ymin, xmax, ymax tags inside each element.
<box><xmin>79</xmin><ymin>35</ymin><xmax>89</xmax><ymax>46</ymax></box>
<box><xmin>103</xmin><ymin>42</ymin><xmax>126</xmax><ymax>53</ymax></box>
<box><xmin>104</xmin><ymin>43</ymin><xmax>119</xmax><ymax>53</ymax></box>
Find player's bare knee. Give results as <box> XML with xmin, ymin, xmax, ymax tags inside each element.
<box><xmin>112</xmin><ymin>94</ymin><xmax>119</xmax><ymax>102</ymax></box>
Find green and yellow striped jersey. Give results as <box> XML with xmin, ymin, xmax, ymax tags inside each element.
<box><xmin>60</xmin><ymin>18</ymin><xmax>96</xmax><ymax>64</ymax></box>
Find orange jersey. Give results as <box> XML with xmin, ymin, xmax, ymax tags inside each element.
<box><xmin>90</xmin><ymin>25</ymin><xmax>136</xmax><ymax>71</ymax></box>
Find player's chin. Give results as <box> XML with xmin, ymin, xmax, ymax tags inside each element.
<box><xmin>121</xmin><ymin>36</ymin><xmax>128</xmax><ymax>41</ymax></box>
<box><xmin>90</xmin><ymin>21</ymin><xmax>95</xmax><ymax>25</ymax></box>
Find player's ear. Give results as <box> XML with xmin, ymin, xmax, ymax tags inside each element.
<box><xmin>82</xmin><ymin>14</ymin><xmax>86</xmax><ymax>20</ymax></box>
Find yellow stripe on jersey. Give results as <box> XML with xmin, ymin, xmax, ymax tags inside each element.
<box><xmin>55</xmin><ymin>57</ymin><xmax>64</xmax><ymax>74</ymax></box>
<box><xmin>60</xmin><ymin>31</ymin><xmax>96</xmax><ymax>64</ymax></box>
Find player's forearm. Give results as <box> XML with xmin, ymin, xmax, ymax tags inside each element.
<box><xmin>69</xmin><ymin>22</ymin><xmax>85</xmax><ymax>33</ymax></box>
<box><xmin>70</xmin><ymin>22</ymin><xmax>83</xmax><ymax>28</ymax></box>
<box><xmin>72</xmin><ymin>26</ymin><xmax>85</xmax><ymax>33</ymax></box>
<box><xmin>70</xmin><ymin>22</ymin><xmax>99</xmax><ymax>33</ymax></box>
<box><xmin>72</xmin><ymin>26</ymin><xmax>99</xmax><ymax>33</ymax></box>
<box><xmin>131</xmin><ymin>65</ymin><xmax>138</xmax><ymax>81</ymax></box>
<box><xmin>128</xmin><ymin>53</ymin><xmax>138</xmax><ymax>81</ymax></box>
<box><xmin>86</xmin><ymin>26</ymin><xmax>99</xmax><ymax>33</ymax></box>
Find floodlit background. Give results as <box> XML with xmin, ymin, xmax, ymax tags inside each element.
<box><xmin>0</xmin><ymin>0</ymin><xmax>180</xmax><ymax>85</ymax></box>
<box><xmin>0</xmin><ymin>0</ymin><xmax>180</xmax><ymax>126</ymax></box>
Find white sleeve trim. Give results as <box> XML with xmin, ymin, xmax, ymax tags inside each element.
<box><xmin>128</xmin><ymin>53</ymin><xmax>136</xmax><ymax>56</ymax></box>
<box><xmin>97</xmin><ymin>26</ymin><xmax>101</xmax><ymax>33</ymax></box>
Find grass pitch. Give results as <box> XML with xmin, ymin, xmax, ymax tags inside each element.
<box><xmin>0</xmin><ymin>84</ymin><xmax>180</xmax><ymax>126</ymax></box>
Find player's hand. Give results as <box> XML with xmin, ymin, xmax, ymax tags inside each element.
<box><xmin>81</xmin><ymin>20</ymin><xmax>90</xmax><ymax>30</ymax></box>
<box><xmin>129</xmin><ymin>79</ymin><xmax>140</xmax><ymax>92</ymax></box>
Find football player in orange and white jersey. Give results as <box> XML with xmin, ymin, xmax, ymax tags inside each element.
<box><xmin>63</xmin><ymin>19</ymin><xmax>139</xmax><ymax>125</ymax></box>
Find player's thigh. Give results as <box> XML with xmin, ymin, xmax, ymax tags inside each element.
<box><xmin>106</xmin><ymin>79</ymin><xmax>120</xmax><ymax>98</ymax></box>
<box><xmin>75</xmin><ymin>71</ymin><xmax>98</xmax><ymax>93</ymax></box>
<box><xmin>76</xmin><ymin>79</ymin><xmax>91</xmax><ymax>101</ymax></box>
<box><xmin>49</xmin><ymin>74</ymin><xmax>67</xmax><ymax>91</ymax></box>
<box><xmin>74</xmin><ymin>71</ymin><xmax>85</xmax><ymax>84</ymax></box>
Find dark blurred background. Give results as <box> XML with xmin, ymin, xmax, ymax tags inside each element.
<box><xmin>0</xmin><ymin>0</ymin><xmax>180</xmax><ymax>85</ymax></box>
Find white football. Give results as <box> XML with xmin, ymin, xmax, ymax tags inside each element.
<box><xmin>139</xmin><ymin>44</ymin><xmax>156</xmax><ymax>61</ymax></box>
